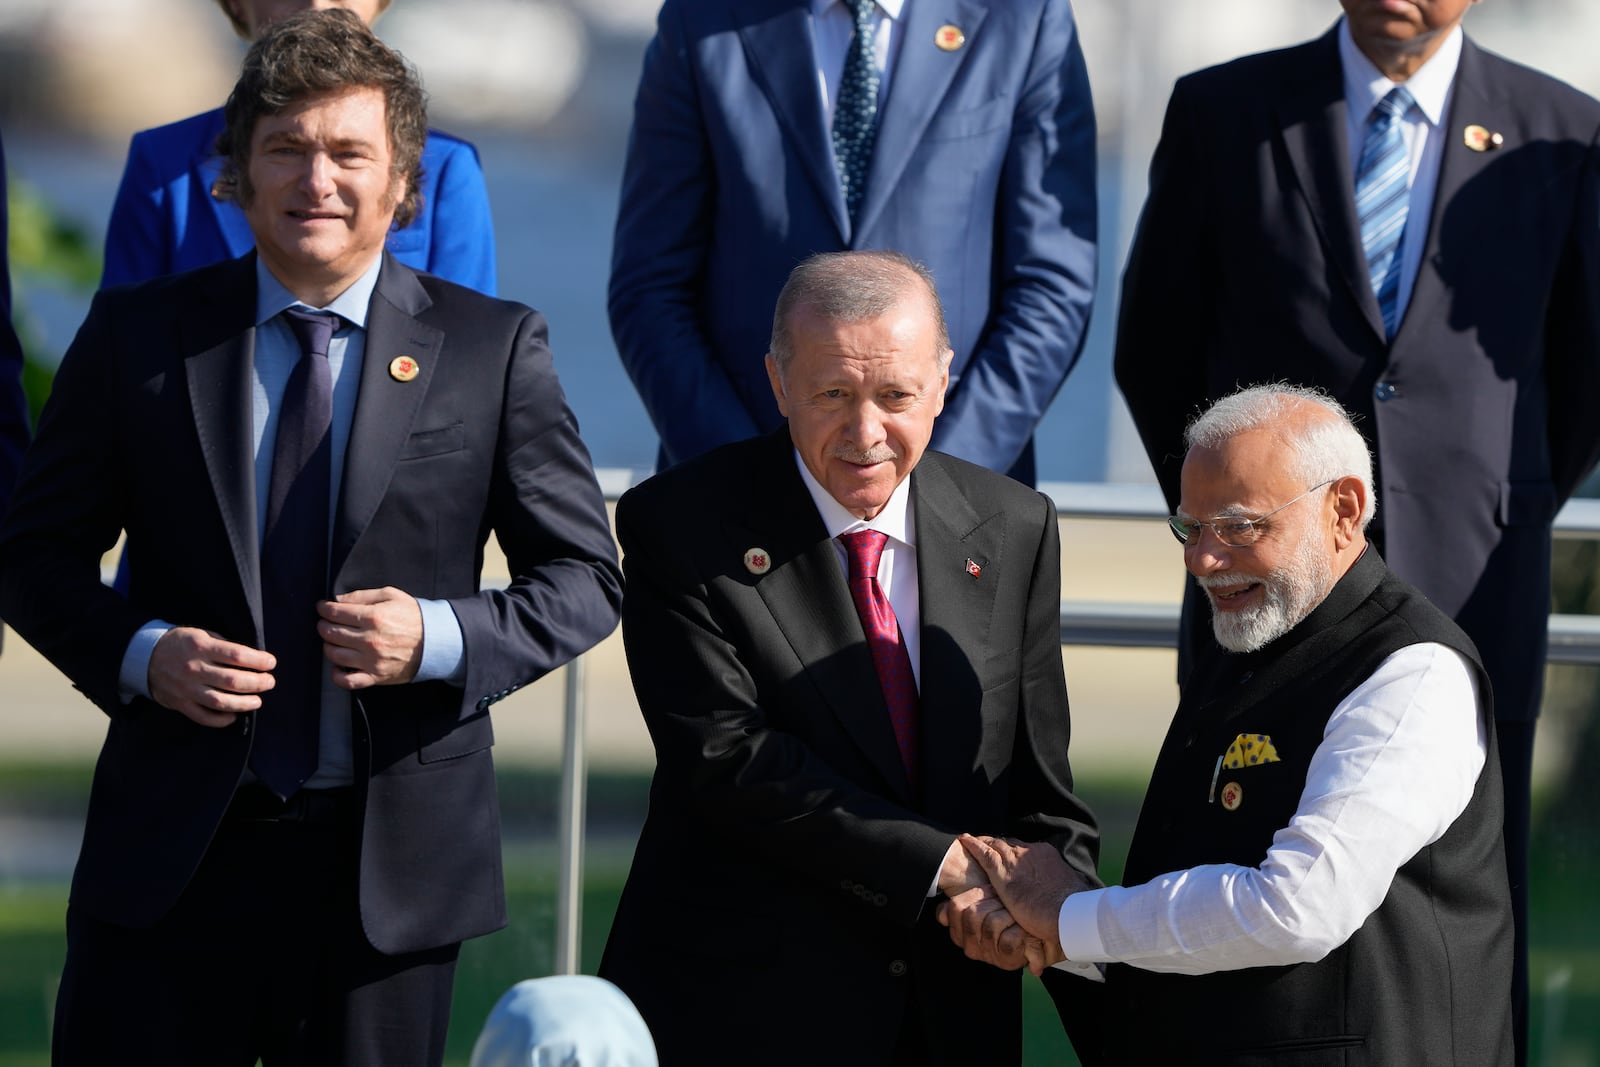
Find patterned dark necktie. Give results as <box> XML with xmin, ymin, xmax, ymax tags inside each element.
<box><xmin>840</xmin><ymin>530</ymin><xmax>919</xmax><ymax>785</ymax></box>
<box><xmin>1355</xmin><ymin>86</ymin><xmax>1415</xmax><ymax>339</ymax></box>
<box><xmin>251</xmin><ymin>307</ymin><xmax>337</xmax><ymax>799</ymax></box>
<box><xmin>832</xmin><ymin>0</ymin><xmax>881</xmax><ymax>226</ymax></box>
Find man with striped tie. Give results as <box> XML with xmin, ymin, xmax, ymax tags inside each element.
<box><xmin>1113</xmin><ymin>4</ymin><xmax>1600</xmax><ymax>1059</ymax></box>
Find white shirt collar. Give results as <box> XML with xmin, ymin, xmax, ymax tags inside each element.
<box><xmin>1338</xmin><ymin>16</ymin><xmax>1462</xmax><ymax>129</ymax></box>
<box><xmin>792</xmin><ymin>448</ymin><xmax>916</xmax><ymax>547</ymax></box>
<box><xmin>812</xmin><ymin>0</ymin><xmax>905</xmax><ymax>21</ymax></box>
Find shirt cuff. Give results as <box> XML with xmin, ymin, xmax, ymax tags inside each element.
<box><xmin>119</xmin><ymin>620</ymin><xmax>175</xmax><ymax>702</ymax></box>
<box><xmin>1059</xmin><ymin>886</ymin><xmax>1109</xmax><ymax>963</ymax></box>
<box><xmin>414</xmin><ymin>597</ymin><xmax>466</xmax><ymax>685</ymax></box>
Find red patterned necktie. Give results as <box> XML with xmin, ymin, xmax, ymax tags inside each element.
<box><xmin>839</xmin><ymin>530</ymin><xmax>919</xmax><ymax>785</ymax></box>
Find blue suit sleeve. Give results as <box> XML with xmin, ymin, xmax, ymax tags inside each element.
<box><xmin>607</xmin><ymin>0</ymin><xmax>764</xmax><ymax>466</ymax></box>
<box><xmin>101</xmin><ymin>131</ymin><xmax>172</xmax><ymax>289</ymax></box>
<box><xmin>928</xmin><ymin>0</ymin><xmax>1098</xmax><ymax>474</ymax></box>
<box><xmin>424</xmin><ymin>136</ymin><xmax>498</xmax><ymax>296</ymax></box>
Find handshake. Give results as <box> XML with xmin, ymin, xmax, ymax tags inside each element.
<box><xmin>935</xmin><ymin>834</ymin><xmax>1096</xmax><ymax>977</ymax></box>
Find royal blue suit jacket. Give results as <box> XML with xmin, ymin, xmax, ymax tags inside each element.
<box><xmin>0</xmin><ymin>131</ymin><xmax>29</xmax><ymax>521</ymax></box>
<box><xmin>609</xmin><ymin>0</ymin><xmax>1097</xmax><ymax>483</ymax></box>
<box><xmin>1114</xmin><ymin>27</ymin><xmax>1600</xmax><ymax>723</ymax></box>
<box><xmin>102</xmin><ymin>107</ymin><xmax>497</xmax><ymax>294</ymax></box>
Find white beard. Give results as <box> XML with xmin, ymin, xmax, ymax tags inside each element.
<box><xmin>1199</xmin><ymin>530</ymin><xmax>1334</xmax><ymax>653</ymax></box>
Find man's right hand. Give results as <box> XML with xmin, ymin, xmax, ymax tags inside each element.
<box><xmin>148</xmin><ymin>627</ymin><xmax>276</xmax><ymax>726</ymax></box>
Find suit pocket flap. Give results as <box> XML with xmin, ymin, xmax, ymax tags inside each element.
<box><xmin>399</xmin><ymin>423</ymin><xmax>465</xmax><ymax>461</ymax></box>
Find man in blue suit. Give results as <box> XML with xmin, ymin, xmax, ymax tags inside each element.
<box><xmin>609</xmin><ymin>0</ymin><xmax>1097</xmax><ymax>484</ymax></box>
<box><xmin>102</xmin><ymin>0</ymin><xmax>496</xmax><ymax>295</ymax></box>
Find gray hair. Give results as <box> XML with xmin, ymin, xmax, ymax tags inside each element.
<box><xmin>1185</xmin><ymin>383</ymin><xmax>1377</xmax><ymax>529</ymax></box>
<box><xmin>768</xmin><ymin>250</ymin><xmax>951</xmax><ymax>374</ymax></box>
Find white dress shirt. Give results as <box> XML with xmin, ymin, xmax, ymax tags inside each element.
<box><xmin>811</xmin><ymin>0</ymin><xmax>907</xmax><ymax>125</ymax></box>
<box><xmin>1339</xmin><ymin>17</ymin><xmax>1463</xmax><ymax>328</ymax></box>
<box><xmin>1058</xmin><ymin>642</ymin><xmax>1487</xmax><ymax>973</ymax></box>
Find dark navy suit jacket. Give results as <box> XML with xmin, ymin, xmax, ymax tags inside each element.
<box><xmin>1115</xmin><ymin>27</ymin><xmax>1600</xmax><ymax>723</ymax></box>
<box><xmin>0</xmin><ymin>132</ymin><xmax>29</xmax><ymax>523</ymax></box>
<box><xmin>102</xmin><ymin>107</ymin><xmax>498</xmax><ymax>294</ymax></box>
<box><xmin>608</xmin><ymin>0</ymin><xmax>1098</xmax><ymax>484</ymax></box>
<box><xmin>0</xmin><ymin>253</ymin><xmax>621</xmax><ymax>952</ymax></box>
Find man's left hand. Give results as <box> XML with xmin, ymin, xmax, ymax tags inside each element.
<box><xmin>318</xmin><ymin>587</ymin><xmax>424</xmax><ymax>688</ymax></box>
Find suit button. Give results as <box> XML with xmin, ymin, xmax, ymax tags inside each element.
<box><xmin>1374</xmin><ymin>381</ymin><xmax>1398</xmax><ymax>402</ymax></box>
<box><xmin>889</xmin><ymin>959</ymin><xmax>908</xmax><ymax>977</ymax></box>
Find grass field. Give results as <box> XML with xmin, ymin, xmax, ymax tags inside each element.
<box><xmin>2</xmin><ymin>763</ymin><xmax>1596</xmax><ymax>1065</ymax></box>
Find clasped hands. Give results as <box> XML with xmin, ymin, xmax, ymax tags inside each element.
<box><xmin>147</xmin><ymin>587</ymin><xmax>425</xmax><ymax>725</ymax></box>
<box><xmin>937</xmin><ymin>833</ymin><xmax>1090</xmax><ymax>977</ymax></box>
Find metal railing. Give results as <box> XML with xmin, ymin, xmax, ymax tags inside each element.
<box><xmin>547</xmin><ymin>476</ymin><xmax>1600</xmax><ymax>972</ymax></box>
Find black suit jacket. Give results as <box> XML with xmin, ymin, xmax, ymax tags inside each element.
<box><xmin>0</xmin><ymin>252</ymin><xmax>623</xmax><ymax>954</ymax></box>
<box><xmin>1114</xmin><ymin>26</ymin><xmax>1600</xmax><ymax>721</ymax></box>
<box><xmin>0</xmin><ymin>131</ymin><xmax>29</xmax><ymax>525</ymax></box>
<box><xmin>597</xmin><ymin>429</ymin><xmax>1099</xmax><ymax>1066</ymax></box>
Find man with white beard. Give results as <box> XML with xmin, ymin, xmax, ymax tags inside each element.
<box><xmin>942</xmin><ymin>384</ymin><xmax>1515</xmax><ymax>1064</ymax></box>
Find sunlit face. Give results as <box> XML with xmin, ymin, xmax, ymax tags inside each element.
<box><xmin>767</xmin><ymin>292</ymin><xmax>950</xmax><ymax>520</ymax></box>
<box><xmin>1340</xmin><ymin>0</ymin><xmax>1480</xmax><ymax>64</ymax></box>
<box><xmin>242</xmin><ymin>86</ymin><xmax>403</xmax><ymax>305</ymax></box>
<box><xmin>1178</xmin><ymin>431</ymin><xmax>1340</xmax><ymax>652</ymax></box>
<box><xmin>228</xmin><ymin>0</ymin><xmax>388</xmax><ymax>38</ymax></box>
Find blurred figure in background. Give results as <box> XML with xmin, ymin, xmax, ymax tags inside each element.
<box><xmin>1113</xmin><ymin>4</ymin><xmax>1600</xmax><ymax>1058</ymax></box>
<box><xmin>609</xmin><ymin>0</ymin><xmax>1097</xmax><ymax>485</ymax></box>
<box><xmin>0</xmin><ymin>131</ymin><xmax>32</xmax><ymax>655</ymax></box>
<box><xmin>101</xmin><ymin>0</ymin><xmax>496</xmax><ymax>294</ymax></box>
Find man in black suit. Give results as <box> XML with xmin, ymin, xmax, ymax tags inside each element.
<box><xmin>1113</xmin><ymin>4</ymin><xmax>1600</xmax><ymax>1057</ymax></box>
<box><xmin>0</xmin><ymin>13</ymin><xmax>621</xmax><ymax>1064</ymax></box>
<box><xmin>597</xmin><ymin>250</ymin><xmax>1099</xmax><ymax>1066</ymax></box>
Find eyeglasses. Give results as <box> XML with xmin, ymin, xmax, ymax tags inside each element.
<box><xmin>1168</xmin><ymin>480</ymin><xmax>1336</xmax><ymax>548</ymax></box>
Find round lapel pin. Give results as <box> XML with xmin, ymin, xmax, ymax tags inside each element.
<box><xmin>1220</xmin><ymin>781</ymin><xmax>1243</xmax><ymax>811</ymax></box>
<box><xmin>744</xmin><ymin>547</ymin><xmax>771</xmax><ymax>575</ymax></box>
<box><xmin>389</xmin><ymin>355</ymin><xmax>420</xmax><ymax>382</ymax></box>
<box><xmin>934</xmin><ymin>24</ymin><xmax>965</xmax><ymax>51</ymax></box>
<box><xmin>1462</xmin><ymin>125</ymin><xmax>1503</xmax><ymax>152</ymax></box>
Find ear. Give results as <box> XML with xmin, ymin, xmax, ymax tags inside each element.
<box><xmin>765</xmin><ymin>353</ymin><xmax>789</xmax><ymax>418</ymax></box>
<box><xmin>932</xmin><ymin>348</ymin><xmax>952</xmax><ymax>415</ymax></box>
<box><xmin>1329</xmin><ymin>475</ymin><xmax>1366</xmax><ymax>548</ymax></box>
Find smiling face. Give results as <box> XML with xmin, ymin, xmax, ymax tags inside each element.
<box><xmin>766</xmin><ymin>290</ymin><xmax>949</xmax><ymax>520</ymax></box>
<box><xmin>1178</xmin><ymin>430</ymin><xmax>1340</xmax><ymax>652</ymax></box>
<box><xmin>1340</xmin><ymin>0</ymin><xmax>1481</xmax><ymax>78</ymax></box>
<box><xmin>241</xmin><ymin>85</ymin><xmax>403</xmax><ymax>306</ymax></box>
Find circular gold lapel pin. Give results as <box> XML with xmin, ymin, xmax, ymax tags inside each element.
<box><xmin>744</xmin><ymin>547</ymin><xmax>771</xmax><ymax>575</ymax></box>
<box><xmin>1220</xmin><ymin>781</ymin><xmax>1243</xmax><ymax>811</ymax></box>
<box><xmin>935</xmin><ymin>24</ymin><xmax>965</xmax><ymax>51</ymax></box>
<box><xmin>388</xmin><ymin>355</ymin><xmax>420</xmax><ymax>382</ymax></box>
<box><xmin>1463</xmin><ymin>125</ymin><xmax>1503</xmax><ymax>152</ymax></box>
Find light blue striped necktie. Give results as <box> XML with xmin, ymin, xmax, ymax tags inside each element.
<box><xmin>1355</xmin><ymin>86</ymin><xmax>1415</xmax><ymax>338</ymax></box>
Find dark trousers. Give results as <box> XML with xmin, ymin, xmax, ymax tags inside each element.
<box><xmin>52</xmin><ymin>787</ymin><xmax>460</xmax><ymax>1066</ymax></box>
<box><xmin>1498</xmin><ymin>718</ymin><xmax>1535</xmax><ymax>1067</ymax></box>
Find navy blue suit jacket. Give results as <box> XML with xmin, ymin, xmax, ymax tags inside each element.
<box><xmin>0</xmin><ymin>253</ymin><xmax>621</xmax><ymax>952</ymax></box>
<box><xmin>102</xmin><ymin>107</ymin><xmax>498</xmax><ymax>294</ymax></box>
<box><xmin>1114</xmin><ymin>27</ymin><xmax>1600</xmax><ymax>722</ymax></box>
<box><xmin>609</xmin><ymin>0</ymin><xmax>1097</xmax><ymax>483</ymax></box>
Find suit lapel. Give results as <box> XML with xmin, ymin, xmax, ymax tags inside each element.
<box><xmin>1393</xmin><ymin>37</ymin><xmax>1505</xmax><ymax>347</ymax></box>
<box><xmin>910</xmin><ymin>455</ymin><xmax>1003</xmax><ymax>820</ymax></box>
<box><xmin>183</xmin><ymin>255</ymin><xmax>264</xmax><ymax>642</ymax></box>
<box><xmin>330</xmin><ymin>254</ymin><xmax>443</xmax><ymax>581</ymax></box>
<box><xmin>741</xmin><ymin>433</ymin><xmax>912</xmax><ymax>797</ymax></box>
<box><xmin>856</xmin><ymin>0</ymin><xmax>988</xmax><ymax>238</ymax></box>
<box><xmin>738</xmin><ymin>0</ymin><xmax>851</xmax><ymax>242</ymax></box>
<box><xmin>1278</xmin><ymin>27</ymin><xmax>1387</xmax><ymax>341</ymax></box>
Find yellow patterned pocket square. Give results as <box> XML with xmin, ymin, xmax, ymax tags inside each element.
<box><xmin>1223</xmin><ymin>733</ymin><xmax>1280</xmax><ymax>769</ymax></box>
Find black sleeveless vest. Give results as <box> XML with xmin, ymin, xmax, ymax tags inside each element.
<box><xmin>1102</xmin><ymin>549</ymin><xmax>1512</xmax><ymax>1065</ymax></box>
